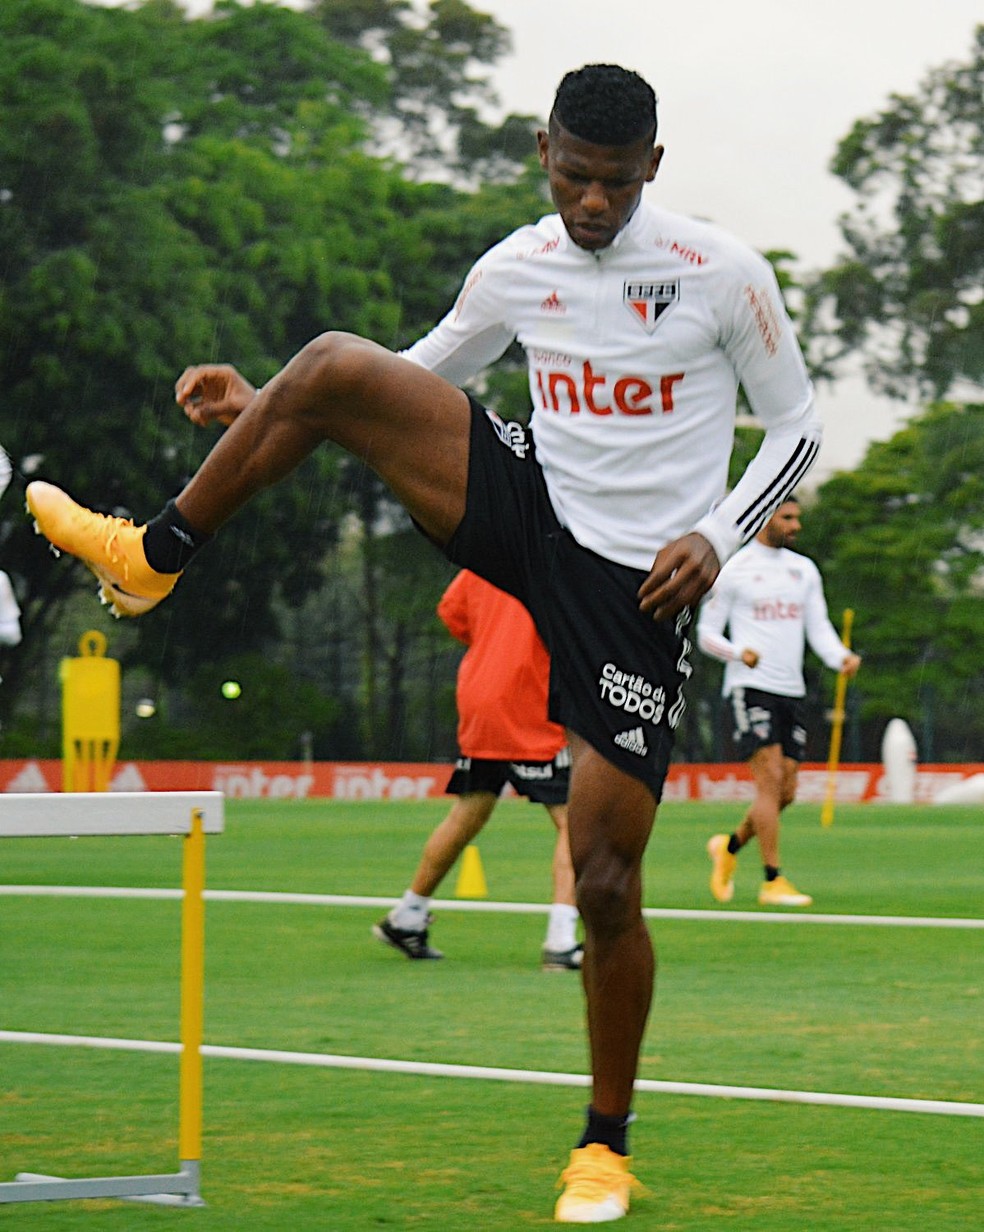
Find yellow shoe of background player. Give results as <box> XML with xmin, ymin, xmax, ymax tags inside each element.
<box><xmin>758</xmin><ymin>875</ymin><xmax>813</xmax><ymax>907</ymax></box>
<box><xmin>26</xmin><ymin>481</ymin><xmax>181</xmax><ymax>618</ymax></box>
<box><xmin>706</xmin><ymin>833</ymin><xmax>737</xmax><ymax>903</ymax></box>
<box><xmin>555</xmin><ymin>1143</ymin><xmax>640</xmax><ymax>1223</ymax></box>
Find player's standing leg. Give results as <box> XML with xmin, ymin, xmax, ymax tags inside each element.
<box><xmin>554</xmin><ymin>735</ymin><xmax>653</xmax><ymax>1223</ymax></box>
<box><xmin>709</xmin><ymin>743</ymin><xmax>811</xmax><ymax>907</ymax></box>
<box><xmin>754</xmin><ymin>751</ymin><xmax>810</xmax><ymax>905</ymax></box>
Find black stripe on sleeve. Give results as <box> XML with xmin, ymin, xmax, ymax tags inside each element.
<box><xmin>734</xmin><ymin>436</ymin><xmax>820</xmax><ymax>543</ymax></box>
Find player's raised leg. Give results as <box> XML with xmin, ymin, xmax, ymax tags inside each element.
<box><xmin>176</xmin><ymin>334</ymin><xmax>472</xmax><ymax>542</ymax></box>
<box><xmin>27</xmin><ymin>333</ymin><xmax>472</xmax><ymax>616</ymax></box>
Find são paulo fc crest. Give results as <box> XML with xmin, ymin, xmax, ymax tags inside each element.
<box><xmin>623</xmin><ymin>279</ymin><xmax>679</xmax><ymax>334</ymax></box>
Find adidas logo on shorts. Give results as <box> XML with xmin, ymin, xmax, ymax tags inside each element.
<box><xmin>614</xmin><ymin>726</ymin><xmax>648</xmax><ymax>757</ymax></box>
<box><xmin>485</xmin><ymin>408</ymin><xmax>529</xmax><ymax>459</ymax></box>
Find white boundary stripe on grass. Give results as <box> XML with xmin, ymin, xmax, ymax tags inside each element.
<box><xmin>2</xmin><ymin>1030</ymin><xmax>981</xmax><ymax>1119</ymax></box>
<box><xmin>1</xmin><ymin>885</ymin><xmax>982</xmax><ymax>929</ymax></box>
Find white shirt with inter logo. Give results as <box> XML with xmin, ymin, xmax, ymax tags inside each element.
<box><xmin>402</xmin><ymin>201</ymin><xmax>821</xmax><ymax>571</ymax></box>
<box><xmin>696</xmin><ymin>539</ymin><xmax>850</xmax><ymax>698</ymax></box>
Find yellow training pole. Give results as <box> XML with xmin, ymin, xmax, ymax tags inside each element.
<box><xmin>821</xmin><ymin>609</ymin><xmax>855</xmax><ymax>828</ymax></box>
<box><xmin>179</xmin><ymin>808</ymin><xmax>205</xmax><ymax>1169</ymax></box>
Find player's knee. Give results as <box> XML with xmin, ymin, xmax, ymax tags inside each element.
<box><xmin>575</xmin><ymin>851</ymin><xmax>639</xmax><ymax>938</ymax></box>
<box><xmin>755</xmin><ymin>767</ymin><xmax>784</xmax><ymax>801</ymax></box>
<box><xmin>300</xmin><ymin>331</ymin><xmax>380</xmax><ymax>400</ymax></box>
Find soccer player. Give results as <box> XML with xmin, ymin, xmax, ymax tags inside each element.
<box><xmin>27</xmin><ymin>65</ymin><xmax>821</xmax><ymax>1222</ymax></box>
<box><xmin>0</xmin><ymin>562</ymin><xmax>23</xmax><ymax>740</ymax></box>
<box><xmin>697</xmin><ymin>496</ymin><xmax>861</xmax><ymax>907</ymax></box>
<box><xmin>374</xmin><ymin>568</ymin><xmax>581</xmax><ymax>970</ymax></box>
<box><xmin>0</xmin><ymin>569</ymin><xmax>21</xmax><ymax>650</ymax></box>
<box><xmin>0</xmin><ymin>445</ymin><xmax>11</xmax><ymax>502</ymax></box>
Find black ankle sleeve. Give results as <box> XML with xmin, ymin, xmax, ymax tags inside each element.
<box><xmin>577</xmin><ymin>1106</ymin><xmax>634</xmax><ymax>1156</ymax></box>
<box><xmin>143</xmin><ymin>500</ymin><xmax>212</xmax><ymax>573</ymax></box>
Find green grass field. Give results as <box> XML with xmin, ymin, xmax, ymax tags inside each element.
<box><xmin>1</xmin><ymin>799</ymin><xmax>982</xmax><ymax>1229</ymax></box>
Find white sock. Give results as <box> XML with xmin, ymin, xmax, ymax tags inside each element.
<box><xmin>545</xmin><ymin>902</ymin><xmax>579</xmax><ymax>952</ymax></box>
<box><xmin>389</xmin><ymin>889</ymin><xmax>431</xmax><ymax>930</ymax></box>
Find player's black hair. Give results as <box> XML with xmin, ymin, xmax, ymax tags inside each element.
<box><xmin>550</xmin><ymin>64</ymin><xmax>657</xmax><ymax>146</ymax></box>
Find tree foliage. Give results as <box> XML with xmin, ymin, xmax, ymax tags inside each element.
<box><xmin>0</xmin><ymin>0</ymin><xmax>544</xmax><ymax>749</ymax></box>
<box><xmin>314</xmin><ymin>0</ymin><xmax>538</xmax><ymax>182</ymax></box>
<box><xmin>797</xmin><ymin>402</ymin><xmax>984</xmax><ymax>760</ymax></box>
<box><xmin>805</xmin><ymin>26</ymin><xmax>984</xmax><ymax>400</ymax></box>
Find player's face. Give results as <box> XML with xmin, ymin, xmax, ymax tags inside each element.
<box><xmin>765</xmin><ymin>502</ymin><xmax>802</xmax><ymax>548</ymax></box>
<box><xmin>537</xmin><ymin>123</ymin><xmax>662</xmax><ymax>251</ymax></box>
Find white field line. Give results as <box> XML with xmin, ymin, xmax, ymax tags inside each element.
<box><xmin>0</xmin><ymin>884</ymin><xmax>982</xmax><ymax>929</ymax></box>
<box><xmin>1</xmin><ymin>1029</ymin><xmax>981</xmax><ymax>1119</ymax></box>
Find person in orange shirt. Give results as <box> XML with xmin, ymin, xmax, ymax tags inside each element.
<box><xmin>373</xmin><ymin>569</ymin><xmax>580</xmax><ymax>970</ymax></box>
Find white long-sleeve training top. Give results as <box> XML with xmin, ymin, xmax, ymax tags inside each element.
<box><xmin>402</xmin><ymin>200</ymin><xmax>822</xmax><ymax>572</ymax></box>
<box><xmin>696</xmin><ymin>539</ymin><xmax>851</xmax><ymax>697</ymax></box>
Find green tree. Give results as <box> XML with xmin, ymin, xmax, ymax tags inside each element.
<box><xmin>315</xmin><ymin>0</ymin><xmax>538</xmax><ymax>182</ymax></box>
<box><xmin>0</xmin><ymin>0</ymin><xmax>388</xmax><ymax>713</ymax></box>
<box><xmin>797</xmin><ymin>402</ymin><xmax>984</xmax><ymax>761</ymax></box>
<box><xmin>0</xmin><ymin>0</ymin><xmax>544</xmax><ymax>751</ymax></box>
<box><xmin>805</xmin><ymin>26</ymin><xmax>984</xmax><ymax>400</ymax></box>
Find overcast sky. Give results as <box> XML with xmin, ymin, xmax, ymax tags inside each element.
<box><xmin>472</xmin><ymin>1</ymin><xmax>981</xmax><ymax>479</ymax></box>
<box><xmin>171</xmin><ymin>0</ymin><xmax>981</xmax><ymax>478</ymax></box>
<box><xmin>473</xmin><ymin>1</ymin><xmax>977</xmax><ymax>270</ymax></box>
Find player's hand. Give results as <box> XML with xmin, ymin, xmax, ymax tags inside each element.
<box><xmin>741</xmin><ymin>648</ymin><xmax>760</xmax><ymax>668</ymax></box>
<box><xmin>175</xmin><ymin>364</ymin><xmax>256</xmax><ymax>427</ymax></box>
<box><xmin>841</xmin><ymin>652</ymin><xmax>862</xmax><ymax>678</ymax></box>
<box><xmin>638</xmin><ymin>532</ymin><xmax>720</xmax><ymax>623</ymax></box>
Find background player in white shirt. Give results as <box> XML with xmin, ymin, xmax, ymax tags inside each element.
<box><xmin>697</xmin><ymin>496</ymin><xmax>861</xmax><ymax>907</ymax></box>
<box><xmin>27</xmin><ymin>66</ymin><xmax>821</xmax><ymax>1223</ymax></box>
<box><xmin>0</xmin><ymin>570</ymin><xmax>21</xmax><ymax>650</ymax></box>
<box><xmin>1</xmin><ymin>447</ymin><xmax>23</xmax><ymax>733</ymax></box>
<box><xmin>0</xmin><ymin>566</ymin><xmax>23</xmax><ymax>741</ymax></box>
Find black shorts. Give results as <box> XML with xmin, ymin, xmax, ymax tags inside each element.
<box><xmin>729</xmin><ymin>687</ymin><xmax>807</xmax><ymax>761</ymax></box>
<box><xmin>446</xmin><ymin>749</ymin><xmax>570</xmax><ymax>807</ymax></box>
<box><xmin>443</xmin><ymin>398</ymin><xmax>691</xmax><ymax>798</ymax></box>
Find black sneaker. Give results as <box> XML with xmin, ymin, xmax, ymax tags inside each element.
<box><xmin>372</xmin><ymin>915</ymin><xmax>444</xmax><ymax>960</ymax></box>
<box><xmin>541</xmin><ymin>943</ymin><xmax>584</xmax><ymax>972</ymax></box>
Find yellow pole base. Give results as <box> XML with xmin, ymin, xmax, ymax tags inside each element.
<box><xmin>455</xmin><ymin>844</ymin><xmax>488</xmax><ymax>898</ymax></box>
